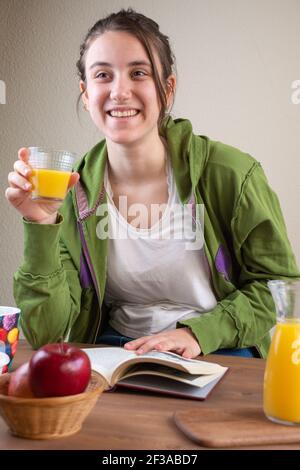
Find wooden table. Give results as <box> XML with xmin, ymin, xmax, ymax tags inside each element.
<box><xmin>1</xmin><ymin>340</ymin><xmax>299</xmax><ymax>450</ymax></box>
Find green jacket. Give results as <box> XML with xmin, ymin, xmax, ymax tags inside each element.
<box><xmin>14</xmin><ymin>118</ymin><xmax>299</xmax><ymax>356</ymax></box>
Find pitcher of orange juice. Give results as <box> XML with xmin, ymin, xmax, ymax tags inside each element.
<box><xmin>264</xmin><ymin>280</ymin><xmax>300</xmax><ymax>425</ymax></box>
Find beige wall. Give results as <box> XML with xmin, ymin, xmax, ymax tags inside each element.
<box><xmin>1</xmin><ymin>0</ymin><xmax>299</xmax><ymax>306</ymax></box>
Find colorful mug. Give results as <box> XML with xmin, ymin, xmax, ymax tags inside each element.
<box><xmin>0</xmin><ymin>307</ymin><xmax>21</xmax><ymax>374</ymax></box>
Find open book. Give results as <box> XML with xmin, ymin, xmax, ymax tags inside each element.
<box><xmin>82</xmin><ymin>347</ymin><xmax>228</xmax><ymax>400</ymax></box>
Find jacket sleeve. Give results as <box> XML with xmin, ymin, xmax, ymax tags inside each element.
<box><xmin>178</xmin><ymin>164</ymin><xmax>300</xmax><ymax>356</ymax></box>
<box><xmin>14</xmin><ymin>215</ymin><xmax>82</xmax><ymax>349</ymax></box>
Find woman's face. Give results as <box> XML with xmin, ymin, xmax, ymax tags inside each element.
<box><xmin>80</xmin><ymin>31</ymin><xmax>174</xmax><ymax>146</ymax></box>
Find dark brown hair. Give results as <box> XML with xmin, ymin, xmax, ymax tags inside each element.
<box><xmin>76</xmin><ymin>8</ymin><xmax>176</xmax><ymax>128</ymax></box>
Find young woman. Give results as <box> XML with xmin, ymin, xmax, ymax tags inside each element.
<box><xmin>6</xmin><ymin>9</ymin><xmax>299</xmax><ymax>358</ymax></box>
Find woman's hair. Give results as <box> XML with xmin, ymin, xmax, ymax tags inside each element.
<box><xmin>76</xmin><ymin>8</ymin><xmax>176</xmax><ymax>128</ymax></box>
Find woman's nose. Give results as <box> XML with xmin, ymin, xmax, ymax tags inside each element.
<box><xmin>110</xmin><ymin>78</ymin><xmax>132</xmax><ymax>102</ymax></box>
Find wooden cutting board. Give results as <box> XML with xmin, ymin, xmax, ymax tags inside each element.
<box><xmin>173</xmin><ymin>407</ymin><xmax>300</xmax><ymax>448</ymax></box>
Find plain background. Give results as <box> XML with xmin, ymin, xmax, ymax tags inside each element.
<box><xmin>0</xmin><ymin>0</ymin><xmax>299</xmax><ymax>307</ymax></box>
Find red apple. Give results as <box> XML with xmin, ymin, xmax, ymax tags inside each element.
<box><xmin>29</xmin><ymin>343</ymin><xmax>91</xmax><ymax>398</ymax></box>
<box><xmin>8</xmin><ymin>362</ymin><xmax>34</xmax><ymax>398</ymax></box>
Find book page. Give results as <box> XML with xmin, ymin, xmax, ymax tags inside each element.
<box><xmin>121</xmin><ymin>364</ymin><xmax>228</xmax><ymax>388</ymax></box>
<box><xmin>135</xmin><ymin>350</ymin><xmax>224</xmax><ymax>374</ymax></box>
<box><xmin>110</xmin><ymin>351</ymin><xmax>225</xmax><ymax>381</ymax></box>
<box><xmin>82</xmin><ymin>347</ymin><xmax>137</xmax><ymax>384</ymax></box>
<box><xmin>82</xmin><ymin>347</ymin><xmax>226</xmax><ymax>385</ymax></box>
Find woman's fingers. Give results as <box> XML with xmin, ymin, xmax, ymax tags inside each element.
<box><xmin>174</xmin><ymin>347</ymin><xmax>185</xmax><ymax>355</ymax></box>
<box><xmin>18</xmin><ymin>147</ymin><xmax>30</xmax><ymax>163</ymax></box>
<box><xmin>124</xmin><ymin>329</ymin><xmax>201</xmax><ymax>358</ymax></box>
<box><xmin>14</xmin><ymin>159</ymin><xmax>32</xmax><ymax>177</ymax></box>
<box><xmin>124</xmin><ymin>336</ymin><xmax>155</xmax><ymax>354</ymax></box>
<box><xmin>5</xmin><ymin>187</ymin><xmax>30</xmax><ymax>206</ymax></box>
<box><xmin>181</xmin><ymin>347</ymin><xmax>194</xmax><ymax>359</ymax></box>
<box><xmin>126</xmin><ymin>335</ymin><xmax>174</xmax><ymax>355</ymax></box>
<box><xmin>124</xmin><ymin>337</ymin><xmax>148</xmax><ymax>351</ymax></box>
<box><xmin>8</xmin><ymin>171</ymin><xmax>32</xmax><ymax>191</ymax></box>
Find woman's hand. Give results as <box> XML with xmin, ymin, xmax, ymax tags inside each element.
<box><xmin>5</xmin><ymin>148</ymin><xmax>80</xmax><ymax>224</ymax></box>
<box><xmin>124</xmin><ymin>327</ymin><xmax>201</xmax><ymax>359</ymax></box>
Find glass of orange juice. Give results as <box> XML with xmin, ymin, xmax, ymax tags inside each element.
<box><xmin>28</xmin><ymin>147</ymin><xmax>76</xmax><ymax>201</ymax></box>
<box><xmin>264</xmin><ymin>280</ymin><xmax>300</xmax><ymax>425</ymax></box>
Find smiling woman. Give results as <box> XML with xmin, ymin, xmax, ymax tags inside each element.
<box><xmin>7</xmin><ymin>8</ymin><xmax>299</xmax><ymax>360</ymax></box>
<box><xmin>76</xmin><ymin>11</ymin><xmax>176</xmax><ymax>129</ymax></box>
<box><xmin>78</xmin><ymin>30</ymin><xmax>175</xmax><ymax>148</ymax></box>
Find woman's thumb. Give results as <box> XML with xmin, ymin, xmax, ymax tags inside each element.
<box><xmin>67</xmin><ymin>172</ymin><xmax>80</xmax><ymax>190</ymax></box>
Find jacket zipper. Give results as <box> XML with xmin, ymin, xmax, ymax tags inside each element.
<box><xmin>77</xmin><ymin>220</ymin><xmax>102</xmax><ymax>343</ymax></box>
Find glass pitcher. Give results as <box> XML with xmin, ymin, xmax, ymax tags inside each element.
<box><xmin>264</xmin><ymin>280</ymin><xmax>300</xmax><ymax>425</ymax></box>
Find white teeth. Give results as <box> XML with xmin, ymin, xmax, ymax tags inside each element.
<box><xmin>109</xmin><ymin>110</ymin><xmax>138</xmax><ymax>117</ymax></box>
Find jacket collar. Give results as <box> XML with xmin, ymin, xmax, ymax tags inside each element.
<box><xmin>73</xmin><ymin>117</ymin><xmax>210</xmax><ymax>219</ymax></box>
<box><xmin>73</xmin><ymin>140</ymin><xmax>107</xmax><ymax>220</ymax></box>
<box><xmin>161</xmin><ymin>116</ymin><xmax>209</xmax><ymax>203</ymax></box>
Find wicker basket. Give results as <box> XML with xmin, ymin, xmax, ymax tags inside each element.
<box><xmin>0</xmin><ymin>370</ymin><xmax>106</xmax><ymax>439</ymax></box>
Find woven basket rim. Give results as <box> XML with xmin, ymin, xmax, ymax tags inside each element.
<box><xmin>0</xmin><ymin>369</ymin><xmax>106</xmax><ymax>405</ymax></box>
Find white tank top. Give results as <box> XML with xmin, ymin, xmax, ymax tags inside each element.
<box><xmin>103</xmin><ymin>157</ymin><xmax>217</xmax><ymax>338</ymax></box>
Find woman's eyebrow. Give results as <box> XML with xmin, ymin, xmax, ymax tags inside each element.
<box><xmin>128</xmin><ymin>60</ymin><xmax>152</xmax><ymax>68</ymax></box>
<box><xmin>89</xmin><ymin>60</ymin><xmax>152</xmax><ymax>70</ymax></box>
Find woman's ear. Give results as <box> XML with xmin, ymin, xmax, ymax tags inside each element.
<box><xmin>79</xmin><ymin>80</ymin><xmax>89</xmax><ymax>111</ymax></box>
<box><xmin>165</xmin><ymin>74</ymin><xmax>176</xmax><ymax>109</ymax></box>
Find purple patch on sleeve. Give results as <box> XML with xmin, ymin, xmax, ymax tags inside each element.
<box><xmin>79</xmin><ymin>251</ymin><xmax>93</xmax><ymax>288</ymax></box>
<box><xmin>215</xmin><ymin>245</ymin><xmax>231</xmax><ymax>281</ymax></box>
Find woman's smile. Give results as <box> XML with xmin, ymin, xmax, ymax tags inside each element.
<box><xmin>106</xmin><ymin>108</ymin><xmax>140</xmax><ymax>118</ymax></box>
<box><xmin>106</xmin><ymin>108</ymin><xmax>141</xmax><ymax>122</ymax></box>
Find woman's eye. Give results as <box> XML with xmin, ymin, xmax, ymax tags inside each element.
<box><xmin>95</xmin><ymin>72</ymin><xmax>109</xmax><ymax>79</ymax></box>
<box><xmin>132</xmin><ymin>70</ymin><xmax>147</xmax><ymax>77</ymax></box>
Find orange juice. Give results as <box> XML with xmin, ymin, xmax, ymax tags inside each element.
<box><xmin>263</xmin><ymin>321</ymin><xmax>300</xmax><ymax>424</ymax></box>
<box><xmin>30</xmin><ymin>169</ymin><xmax>71</xmax><ymax>201</ymax></box>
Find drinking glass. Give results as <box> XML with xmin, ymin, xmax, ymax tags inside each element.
<box><xmin>28</xmin><ymin>147</ymin><xmax>76</xmax><ymax>201</ymax></box>
<box><xmin>0</xmin><ymin>307</ymin><xmax>21</xmax><ymax>374</ymax></box>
